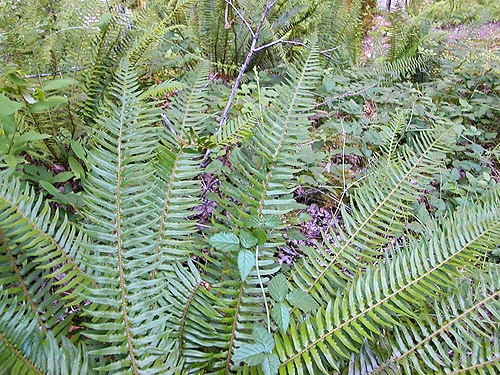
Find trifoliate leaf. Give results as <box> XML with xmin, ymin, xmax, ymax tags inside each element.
<box><xmin>287</xmin><ymin>289</ymin><xmax>319</xmax><ymax>312</ymax></box>
<box><xmin>261</xmin><ymin>353</ymin><xmax>280</xmax><ymax>375</ymax></box>
<box><xmin>272</xmin><ymin>303</ymin><xmax>290</xmax><ymax>333</ymax></box>
<box><xmin>239</xmin><ymin>230</ymin><xmax>257</xmax><ymax>248</ymax></box>
<box><xmin>238</xmin><ymin>250</ymin><xmax>255</xmax><ymax>281</ymax></box>
<box><xmin>252</xmin><ymin>327</ymin><xmax>274</xmax><ymax>353</ymax></box>
<box><xmin>232</xmin><ymin>344</ymin><xmax>265</xmax><ymax>366</ymax></box>
<box><xmin>268</xmin><ymin>274</ymin><xmax>288</xmax><ymax>302</ymax></box>
<box><xmin>208</xmin><ymin>232</ymin><xmax>239</xmax><ymax>252</ymax></box>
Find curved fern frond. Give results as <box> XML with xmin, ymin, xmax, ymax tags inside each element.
<box><xmin>166</xmin><ymin>61</ymin><xmax>213</xmax><ymax>138</ymax></box>
<box><xmin>197</xmin><ymin>43</ymin><xmax>321</xmax><ymax>374</ymax></box>
<box><xmin>291</xmin><ymin>125</ymin><xmax>459</xmax><ymax>302</ymax></box>
<box><xmin>151</xmin><ymin>136</ymin><xmax>203</xmax><ymax>267</ymax></box>
<box><xmin>0</xmin><ymin>175</ymin><xmax>89</xmax><ymax>336</ymax></box>
<box><xmin>379</xmin><ymin>111</ymin><xmax>408</xmax><ymax>164</ymax></box>
<box><xmin>140</xmin><ymin>80</ymin><xmax>185</xmax><ymax>99</ymax></box>
<box><xmin>0</xmin><ymin>289</ymin><xmax>94</xmax><ymax>375</ymax></box>
<box><xmin>80</xmin><ymin>59</ymin><xmax>172</xmax><ymax>374</ymax></box>
<box><xmin>277</xmin><ymin>187</ymin><xmax>500</xmax><ymax>374</ymax></box>
<box><xmin>217</xmin><ymin>114</ymin><xmax>258</xmax><ymax>147</ymax></box>
<box><xmin>126</xmin><ymin>0</ymin><xmax>197</xmax><ymax>67</ymax></box>
<box><xmin>161</xmin><ymin>261</ymin><xmax>229</xmax><ymax>373</ymax></box>
<box><xmin>370</xmin><ymin>268</ymin><xmax>500</xmax><ymax>374</ymax></box>
<box><xmin>377</xmin><ymin>55</ymin><xmax>428</xmax><ymax>79</ymax></box>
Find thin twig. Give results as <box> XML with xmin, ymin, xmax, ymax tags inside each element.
<box><xmin>302</xmin><ymin>83</ymin><xmax>377</xmax><ymax>113</ymax></box>
<box><xmin>224</xmin><ymin>0</ymin><xmax>254</xmax><ymax>36</ymax></box>
<box><xmin>254</xmin><ymin>39</ymin><xmax>306</xmax><ymax>52</ymax></box>
<box><xmin>215</xmin><ymin>0</ymin><xmax>280</xmax><ymax>136</ymax></box>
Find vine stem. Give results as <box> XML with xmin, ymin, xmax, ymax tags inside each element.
<box><xmin>255</xmin><ymin>245</ymin><xmax>271</xmax><ymax>333</ymax></box>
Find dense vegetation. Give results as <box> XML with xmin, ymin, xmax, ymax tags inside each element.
<box><xmin>0</xmin><ymin>0</ymin><xmax>499</xmax><ymax>374</ymax></box>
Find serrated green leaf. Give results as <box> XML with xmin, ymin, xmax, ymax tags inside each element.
<box><xmin>238</xmin><ymin>250</ymin><xmax>255</xmax><ymax>281</ymax></box>
<box><xmin>261</xmin><ymin>353</ymin><xmax>280</xmax><ymax>375</ymax></box>
<box><xmin>272</xmin><ymin>303</ymin><xmax>290</xmax><ymax>333</ymax></box>
<box><xmin>70</xmin><ymin>140</ymin><xmax>86</xmax><ymax>160</ymax></box>
<box><xmin>30</xmin><ymin>96</ymin><xmax>67</xmax><ymax>113</ymax></box>
<box><xmin>253</xmin><ymin>327</ymin><xmax>274</xmax><ymax>352</ymax></box>
<box><xmin>43</xmin><ymin>78</ymin><xmax>78</xmax><ymax>91</ymax></box>
<box><xmin>69</xmin><ymin>156</ymin><xmax>85</xmax><ymax>179</ymax></box>
<box><xmin>208</xmin><ymin>232</ymin><xmax>239</xmax><ymax>252</ymax></box>
<box><xmin>0</xmin><ymin>93</ymin><xmax>23</xmax><ymax>115</ymax></box>
<box><xmin>252</xmin><ymin>228</ymin><xmax>267</xmax><ymax>245</ymax></box>
<box><xmin>239</xmin><ymin>230</ymin><xmax>258</xmax><ymax>248</ymax></box>
<box><xmin>288</xmin><ymin>289</ymin><xmax>319</xmax><ymax>313</ymax></box>
<box><xmin>269</xmin><ymin>274</ymin><xmax>288</xmax><ymax>302</ymax></box>
<box><xmin>232</xmin><ymin>344</ymin><xmax>265</xmax><ymax>366</ymax></box>
<box><xmin>246</xmin><ymin>215</ymin><xmax>282</xmax><ymax>229</ymax></box>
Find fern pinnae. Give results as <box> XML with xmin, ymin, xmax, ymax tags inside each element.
<box><xmin>277</xmin><ymin>187</ymin><xmax>500</xmax><ymax>374</ymax></box>
<box><xmin>0</xmin><ymin>228</ymin><xmax>46</xmax><ymax>333</ymax></box>
<box><xmin>294</xmin><ymin>125</ymin><xmax>458</xmax><ymax>302</ymax></box>
<box><xmin>0</xmin><ymin>176</ymin><xmax>90</xmax><ymax>334</ymax></box>
<box><xmin>370</xmin><ymin>289</ymin><xmax>500</xmax><ymax>374</ymax></box>
<box><xmin>81</xmin><ymin>59</ymin><xmax>171</xmax><ymax>374</ymax></box>
<box><xmin>0</xmin><ymin>289</ymin><xmax>94</xmax><ymax>375</ymax></box>
<box><xmin>446</xmin><ymin>357</ymin><xmax>500</xmax><ymax>375</ymax></box>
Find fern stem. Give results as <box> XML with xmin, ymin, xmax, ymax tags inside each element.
<box><xmin>224</xmin><ymin>282</ymin><xmax>244</xmax><ymax>374</ymax></box>
<box><xmin>0</xmin><ymin>331</ymin><xmax>44</xmax><ymax>375</ymax></box>
<box><xmin>178</xmin><ymin>282</ymin><xmax>202</xmax><ymax>359</ymax></box>
<box><xmin>115</xmin><ymin>81</ymin><xmax>139</xmax><ymax>375</ymax></box>
<box><xmin>255</xmin><ymin>246</ymin><xmax>271</xmax><ymax>333</ymax></box>
<box><xmin>446</xmin><ymin>356</ymin><xmax>500</xmax><ymax>375</ymax></box>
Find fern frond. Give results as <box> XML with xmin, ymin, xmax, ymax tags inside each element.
<box><xmin>217</xmin><ymin>114</ymin><xmax>258</xmax><ymax>147</ymax></box>
<box><xmin>162</xmin><ymin>261</ymin><xmax>229</xmax><ymax>373</ymax></box>
<box><xmin>125</xmin><ymin>0</ymin><xmax>195</xmax><ymax>67</ymax></box>
<box><xmin>377</xmin><ymin>55</ymin><xmax>429</xmax><ymax>78</ymax></box>
<box><xmin>317</xmin><ymin>0</ymin><xmax>364</xmax><ymax>67</ymax></box>
<box><xmin>0</xmin><ymin>289</ymin><xmax>94</xmax><ymax>375</ymax></box>
<box><xmin>0</xmin><ymin>174</ymin><xmax>89</xmax><ymax>336</ymax></box>
<box><xmin>80</xmin><ymin>59</ymin><xmax>173</xmax><ymax>374</ymax></box>
<box><xmin>379</xmin><ymin>111</ymin><xmax>408</xmax><ymax>163</ymax></box>
<box><xmin>150</xmin><ymin>135</ymin><xmax>203</xmax><ymax>267</ymax></box>
<box><xmin>276</xmin><ymin>186</ymin><xmax>500</xmax><ymax>374</ymax></box>
<box><xmin>140</xmin><ymin>80</ymin><xmax>184</xmax><ymax>99</ymax></box>
<box><xmin>291</xmin><ymin>125</ymin><xmax>459</xmax><ymax>301</ymax></box>
<box><xmin>370</xmin><ymin>267</ymin><xmax>500</xmax><ymax>374</ymax></box>
<box><xmin>166</xmin><ymin>61</ymin><xmax>213</xmax><ymax>138</ymax></box>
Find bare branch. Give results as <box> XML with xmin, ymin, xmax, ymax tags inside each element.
<box><xmin>254</xmin><ymin>39</ymin><xmax>306</xmax><ymax>52</ymax></box>
<box><xmin>224</xmin><ymin>0</ymin><xmax>254</xmax><ymax>36</ymax></box>
<box><xmin>301</xmin><ymin>83</ymin><xmax>377</xmax><ymax>113</ymax></box>
<box><xmin>215</xmin><ymin>0</ymin><xmax>280</xmax><ymax>136</ymax></box>
<box><xmin>319</xmin><ymin>46</ymin><xmax>341</xmax><ymax>53</ymax></box>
